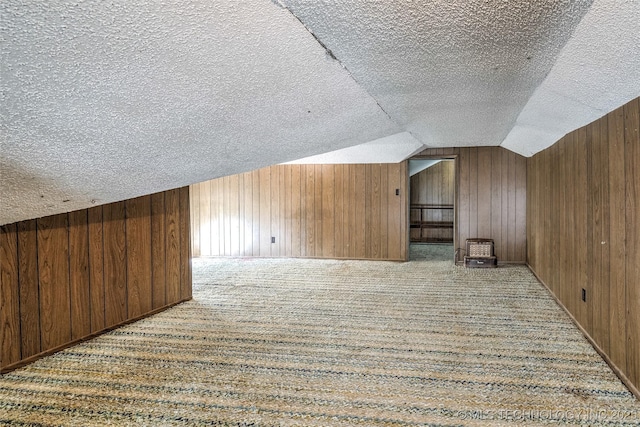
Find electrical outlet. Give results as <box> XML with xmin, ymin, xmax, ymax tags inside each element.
<box><xmin>271</xmin><ymin>236</ymin><xmax>275</xmax><ymax>244</ymax></box>
<box><xmin>581</xmin><ymin>288</ymin><xmax>586</xmax><ymax>302</ymax></box>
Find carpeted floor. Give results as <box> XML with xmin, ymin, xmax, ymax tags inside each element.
<box><xmin>1</xmin><ymin>245</ymin><xmax>639</xmax><ymax>426</ymax></box>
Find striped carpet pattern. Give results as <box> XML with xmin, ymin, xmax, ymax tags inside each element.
<box><xmin>1</xmin><ymin>245</ymin><xmax>639</xmax><ymax>426</ymax></box>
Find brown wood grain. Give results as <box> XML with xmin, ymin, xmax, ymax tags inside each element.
<box><xmin>103</xmin><ymin>202</ymin><xmax>127</xmax><ymax>327</ymax></box>
<box><xmin>280</xmin><ymin>167</ymin><xmax>288</xmax><ymax>257</ymax></box>
<box><xmin>353</xmin><ymin>164</ymin><xmax>366</xmax><ymax>258</ymax></box>
<box><xmin>1</xmin><ymin>224</ymin><xmax>21</xmax><ymax>368</ymax></box>
<box><xmin>607</xmin><ymin>105</ymin><xmax>627</xmax><ymax>370</ymax></box>
<box><xmin>290</xmin><ymin>166</ymin><xmax>301</xmax><ymax>257</ymax></box>
<box><xmin>88</xmin><ymin>206</ymin><xmax>105</xmax><ymax>333</ymax></box>
<box><xmin>260</xmin><ymin>167</ymin><xmax>272</xmax><ymax>257</ymax></box>
<box><xmin>514</xmin><ymin>154</ymin><xmax>527</xmax><ymax>262</ymax></box>
<box><xmin>199</xmin><ymin>180</ymin><xmax>211</xmax><ymax>256</ymax></box>
<box><xmin>414</xmin><ymin>147</ymin><xmax>526</xmax><ymax>262</ymax></box>
<box><xmin>179</xmin><ymin>186</ymin><xmax>192</xmax><ymax>300</ymax></box>
<box><xmin>314</xmin><ymin>165</ymin><xmax>323</xmax><ymax>256</ymax></box>
<box><xmin>17</xmin><ymin>220</ymin><xmax>40</xmax><ymax>358</ymax></box>
<box><xmin>322</xmin><ymin>165</ymin><xmax>335</xmax><ymax>258</ymax></box>
<box><xmin>380</xmin><ymin>164</ymin><xmax>389</xmax><ymax>259</ymax></box>
<box><xmin>190</xmin><ymin>183</ymin><xmax>200</xmax><ymax>258</ymax></box>
<box><xmin>126</xmin><ymin>196</ymin><xmax>152</xmax><ymax>318</ymax></box>
<box><xmin>37</xmin><ymin>214</ymin><xmax>71</xmax><ymax>350</ymax></box>
<box><xmin>151</xmin><ymin>192</ymin><xmax>167</xmax><ymax>309</ymax></box>
<box><xmin>624</xmin><ymin>97</ymin><xmax>640</xmax><ymax>387</ymax></box>
<box><xmin>165</xmin><ymin>189</ymin><xmax>181</xmax><ymax>304</ymax></box>
<box><xmin>500</xmin><ymin>148</ymin><xmax>511</xmax><ymax>262</ymax></box>
<box><xmin>399</xmin><ymin>161</ymin><xmax>408</xmax><ymax>260</ymax></box>
<box><xmin>69</xmin><ymin>210</ymin><xmax>91</xmax><ymax>341</ymax></box>
<box><xmin>387</xmin><ymin>163</ymin><xmax>403</xmax><ymax>260</ymax></box>
<box><xmin>477</xmin><ymin>148</ymin><xmax>492</xmax><ymax>238</ymax></box>
<box><xmin>527</xmin><ymin>97</ymin><xmax>640</xmax><ymax>394</ymax></box>
<box><xmin>3</xmin><ymin>187</ymin><xmax>191</xmax><ymax>372</ymax></box>
<box><xmin>457</xmin><ymin>148</ymin><xmax>470</xmax><ymax>255</ymax></box>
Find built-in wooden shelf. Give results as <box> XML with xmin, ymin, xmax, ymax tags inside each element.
<box><xmin>410</xmin><ymin>204</ymin><xmax>454</xmax><ymax>243</ymax></box>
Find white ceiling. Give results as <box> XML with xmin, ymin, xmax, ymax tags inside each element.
<box><xmin>1</xmin><ymin>0</ymin><xmax>638</xmax><ymax>225</ymax></box>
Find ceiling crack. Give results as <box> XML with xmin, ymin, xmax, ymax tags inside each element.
<box><xmin>275</xmin><ymin>1</ymin><xmax>399</xmax><ymax>126</ymax></box>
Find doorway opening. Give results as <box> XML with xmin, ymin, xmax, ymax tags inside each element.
<box><xmin>408</xmin><ymin>158</ymin><xmax>455</xmax><ymax>262</ymax></box>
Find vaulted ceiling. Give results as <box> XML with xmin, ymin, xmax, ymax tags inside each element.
<box><xmin>1</xmin><ymin>0</ymin><xmax>638</xmax><ymax>225</ymax></box>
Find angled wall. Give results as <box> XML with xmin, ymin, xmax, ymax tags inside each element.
<box><xmin>191</xmin><ymin>163</ymin><xmax>409</xmax><ymax>261</ymax></box>
<box><xmin>0</xmin><ymin>187</ymin><xmax>192</xmax><ymax>372</ymax></box>
<box><xmin>527</xmin><ymin>97</ymin><xmax>640</xmax><ymax>395</ymax></box>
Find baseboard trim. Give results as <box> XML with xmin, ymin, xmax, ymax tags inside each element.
<box><xmin>526</xmin><ymin>264</ymin><xmax>640</xmax><ymax>401</ymax></box>
<box><xmin>0</xmin><ymin>297</ymin><xmax>192</xmax><ymax>374</ymax></box>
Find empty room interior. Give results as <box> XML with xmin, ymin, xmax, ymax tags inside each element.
<box><xmin>1</xmin><ymin>1</ymin><xmax>640</xmax><ymax>425</ymax></box>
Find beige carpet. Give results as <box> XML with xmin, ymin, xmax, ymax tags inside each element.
<box><xmin>1</xmin><ymin>247</ymin><xmax>639</xmax><ymax>426</ymax></box>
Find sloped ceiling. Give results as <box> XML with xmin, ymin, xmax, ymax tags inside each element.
<box><xmin>1</xmin><ymin>0</ymin><xmax>639</xmax><ymax>225</ymax></box>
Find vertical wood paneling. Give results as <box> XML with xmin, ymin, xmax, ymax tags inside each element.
<box><xmin>528</xmin><ymin>97</ymin><xmax>640</xmax><ymax>395</ymax></box>
<box><xmin>223</xmin><ymin>176</ymin><xmax>232</xmax><ymax>256</ymax></box>
<box><xmin>179</xmin><ymin>187</ymin><xmax>192</xmax><ymax>301</ymax></box>
<box><xmin>322</xmin><ymin>165</ymin><xmax>335</xmax><ymax>258</ymax></box>
<box><xmin>387</xmin><ymin>163</ymin><xmax>403</xmax><ymax>260</ymax></box>
<box><xmin>291</xmin><ymin>166</ymin><xmax>301</xmax><ymax>257</ymax></box>
<box><xmin>199</xmin><ymin>180</ymin><xmax>211</xmax><ymax>257</ymax></box>
<box><xmin>458</xmin><ymin>148</ymin><xmax>470</xmax><ymax>255</ymax></box>
<box><xmin>126</xmin><ymin>196</ymin><xmax>152</xmax><ymax>319</ymax></box>
<box><xmin>191</xmin><ymin>163</ymin><xmax>409</xmax><ymax>261</ymax></box>
<box><xmin>468</xmin><ymin>147</ymin><xmax>479</xmax><ymax>240</ymax></box>
<box><xmin>231</xmin><ymin>175</ymin><xmax>242</xmax><ymax>256</ymax></box>
<box><xmin>243</xmin><ymin>172</ymin><xmax>254</xmax><ymax>256</ymax></box>
<box><xmin>17</xmin><ymin>220</ymin><xmax>40</xmax><ymax>358</ymax></box>
<box><xmin>191</xmin><ymin>180</ymin><xmax>200</xmax><ymax>257</ymax></box>
<box><xmin>413</xmin><ymin>146</ymin><xmax>526</xmax><ymax>263</ymax></box>
<box><xmin>0</xmin><ymin>224</ymin><xmax>21</xmax><ymax>367</ymax></box>
<box><xmin>282</xmin><ymin>167</ymin><xmax>291</xmax><ymax>256</ymax></box>
<box><xmin>380</xmin><ymin>164</ymin><xmax>389</xmax><ymax>259</ymax></box>
<box><xmin>477</xmin><ymin>147</ymin><xmax>492</xmax><ymax>238</ymax></box>
<box><xmin>515</xmin><ymin>154</ymin><xmax>527</xmax><ymax>262</ymax></box>
<box><xmin>37</xmin><ymin>214</ymin><xmax>71</xmax><ymax>350</ymax></box>
<box><xmin>575</xmin><ymin>127</ymin><xmax>589</xmax><ymax>326</ymax></box>
<box><xmin>353</xmin><ymin>164</ymin><xmax>366</xmax><ymax>258</ymax></box>
<box><xmin>103</xmin><ymin>202</ymin><xmax>127</xmax><ymax>328</ymax></box>
<box><xmin>314</xmin><ymin>165</ymin><xmax>323</xmax><ymax>256</ymax></box>
<box><xmin>88</xmin><ymin>206</ymin><xmax>105</xmax><ymax>333</ymax></box>
<box><xmin>165</xmin><ymin>189</ymin><xmax>181</xmax><ymax>304</ymax></box>
<box><xmin>588</xmin><ymin>116</ymin><xmax>610</xmax><ymax>351</ymax></box>
<box><xmin>69</xmin><ymin>210</ymin><xmax>91</xmax><ymax>341</ymax></box>
<box><xmin>252</xmin><ymin>170</ymin><xmax>261</xmax><ymax>257</ymax></box>
<box><xmin>2</xmin><ymin>187</ymin><xmax>191</xmax><ymax>373</ymax></box>
<box><xmin>151</xmin><ymin>193</ymin><xmax>166</xmax><ymax>309</ymax></box>
<box><xmin>491</xmin><ymin>153</ymin><xmax>503</xmax><ymax>258</ymax></box>
<box><xmin>399</xmin><ymin>161</ymin><xmax>408</xmax><ymax>260</ymax></box>
<box><xmin>624</xmin><ymin>97</ymin><xmax>640</xmax><ymax>387</ymax></box>
<box><xmin>213</xmin><ymin>178</ymin><xmax>223</xmax><ymax>257</ymax></box>
<box><xmin>305</xmin><ymin>165</ymin><xmax>316</xmax><ymax>256</ymax></box>
<box><xmin>260</xmin><ymin>167</ymin><xmax>272</xmax><ymax>256</ymax></box>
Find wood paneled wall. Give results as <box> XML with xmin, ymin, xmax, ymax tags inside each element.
<box><xmin>0</xmin><ymin>187</ymin><xmax>192</xmax><ymax>372</ymax></box>
<box><xmin>191</xmin><ymin>163</ymin><xmax>409</xmax><ymax>261</ymax></box>
<box><xmin>410</xmin><ymin>161</ymin><xmax>455</xmax><ymax>206</ymax></box>
<box><xmin>527</xmin><ymin>97</ymin><xmax>640</xmax><ymax>395</ymax></box>
<box><xmin>412</xmin><ymin>147</ymin><xmax>527</xmax><ymax>263</ymax></box>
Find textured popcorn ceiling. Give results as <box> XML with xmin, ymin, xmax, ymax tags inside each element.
<box><xmin>1</xmin><ymin>0</ymin><xmax>639</xmax><ymax>224</ymax></box>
